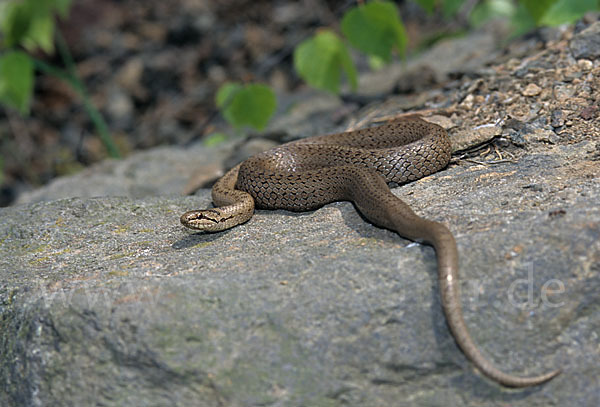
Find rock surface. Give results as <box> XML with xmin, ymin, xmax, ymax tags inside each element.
<box><xmin>2</xmin><ymin>20</ymin><xmax>600</xmax><ymax>407</ymax></box>
<box><xmin>15</xmin><ymin>142</ymin><xmax>234</xmax><ymax>205</ymax></box>
<box><xmin>2</xmin><ymin>136</ymin><xmax>599</xmax><ymax>405</ymax></box>
<box><xmin>570</xmin><ymin>20</ymin><xmax>600</xmax><ymax>59</ymax></box>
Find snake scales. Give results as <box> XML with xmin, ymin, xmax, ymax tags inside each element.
<box><xmin>180</xmin><ymin>116</ymin><xmax>560</xmax><ymax>387</ymax></box>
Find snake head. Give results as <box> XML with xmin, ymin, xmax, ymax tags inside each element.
<box><xmin>180</xmin><ymin>209</ymin><xmax>231</xmax><ymax>232</ymax></box>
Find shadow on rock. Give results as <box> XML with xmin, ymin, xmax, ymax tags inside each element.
<box><xmin>171</xmin><ymin>228</ymin><xmax>232</xmax><ymax>249</ymax></box>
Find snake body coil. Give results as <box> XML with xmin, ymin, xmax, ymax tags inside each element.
<box><xmin>181</xmin><ymin>116</ymin><xmax>560</xmax><ymax>387</ymax></box>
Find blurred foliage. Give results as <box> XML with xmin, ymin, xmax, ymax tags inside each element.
<box><xmin>442</xmin><ymin>0</ymin><xmax>466</xmax><ymax>17</ymax></box>
<box><xmin>469</xmin><ymin>0</ymin><xmax>599</xmax><ymax>30</ymax></box>
<box><xmin>2</xmin><ymin>0</ymin><xmax>598</xmax><ymax>141</ymax></box>
<box><xmin>0</xmin><ymin>50</ymin><xmax>33</xmax><ymax>114</ymax></box>
<box><xmin>216</xmin><ymin>83</ymin><xmax>277</xmax><ymax>130</ymax></box>
<box><xmin>0</xmin><ymin>0</ymin><xmax>121</xmax><ymax>158</ymax></box>
<box><xmin>341</xmin><ymin>1</ymin><xmax>407</xmax><ymax>62</ymax></box>
<box><xmin>415</xmin><ymin>0</ymin><xmax>437</xmax><ymax>13</ymax></box>
<box><xmin>220</xmin><ymin>0</ymin><xmax>599</xmax><ymax>132</ymax></box>
<box><xmin>0</xmin><ymin>0</ymin><xmax>71</xmax><ymax>113</ymax></box>
<box><xmin>294</xmin><ymin>30</ymin><xmax>358</xmax><ymax>94</ymax></box>
<box><xmin>540</xmin><ymin>0</ymin><xmax>600</xmax><ymax>26</ymax></box>
<box><xmin>520</xmin><ymin>0</ymin><xmax>558</xmax><ymax>23</ymax></box>
<box><xmin>202</xmin><ymin>133</ymin><xmax>229</xmax><ymax>147</ymax></box>
<box><xmin>1</xmin><ymin>0</ymin><xmax>70</xmax><ymax>54</ymax></box>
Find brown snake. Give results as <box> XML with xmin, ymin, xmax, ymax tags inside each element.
<box><xmin>180</xmin><ymin>116</ymin><xmax>560</xmax><ymax>387</ymax></box>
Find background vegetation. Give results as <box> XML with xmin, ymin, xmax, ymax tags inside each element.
<box><xmin>0</xmin><ymin>0</ymin><xmax>598</xmax><ymax>187</ymax></box>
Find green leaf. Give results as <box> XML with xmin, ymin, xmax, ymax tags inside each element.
<box><xmin>22</xmin><ymin>11</ymin><xmax>55</xmax><ymax>53</ymax></box>
<box><xmin>53</xmin><ymin>0</ymin><xmax>72</xmax><ymax>18</ymax></box>
<box><xmin>0</xmin><ymin>51</ymin><xmax>34</xmax><ymax>114</ymax></box>
<box><xmin>443</xmin><ymin>0</ymin><xmax>466</xmax><ymax>18</ymax></box>
<box><xmin>217</xmin><ymin>83</ymin><xmax>276</xmax><ymax>131</ymax></box>
<box><xmin>539</xmin><ymin>0</ymin><xmax>600</xmax><ymax>26</ymax></box>
<box><xmin>0</xmin><ymin>0</ymin><xmax>72</xmax><ymax>52</ymax></box>
<box><xmin>1</xmin><ymin>2</ymin><xmax>34</xmax><ymax>47</ymax></box>
<box><xmin>215</xmin><ymin>82</ymin><xmax>242</xmax><ymax>108</ymax></box>
<box><xmin>368</xmin><ymin>55</ymin><xmax>386</xmax><ymax>71</ymax></box>
<box><xmin>413</xmin><ymin>0</ymin><xmax>436</xmax><ymax>14</ymax></box>
<box><xmin>203</xmin><ymin>132</ymin><xmax>228</xmax><ymax>147</ymax></box>
<box><xmin>341</xmin><ymin>1</ymin><xmax>407</xmax><ymax>62</ymax></box>
<box><xmin>510</xmin><ymin>2</ymin><xmax>537</xmax><ymax>37</ymax></box>
<box><xmin>336</xmin><ymin>35</ymin><xmax>358</xmax><ymax>91</ymax></box>
<box><xmin>520</xmin><ymin>0</ymin><xmax>559</xmax><ymax>23</ymax></box>
<box><xmin>293</xmin><ymin>30</ymin><xmax>357</xmax><ymax>94</ymax></box>
<box><xmin>469</xmin><ymin>0</ymin><xmax>516</xmax><ymax>27</ymax></box>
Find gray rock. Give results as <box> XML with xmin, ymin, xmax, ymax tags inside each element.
<box><xmin>3</xmin><ymin>28</ymin><xmax>600</xmax><ymax>402</ymax></box>
<box><xmin>223</xmin><ymin>138</ymin><xmax>279</xmax><ymax>170</ymax></box>
<box><xmin>267</xmin><ymin>90</ymin><xmax>345</xmax><ymax>142</ymax></box>
<box><xmin>569</xmin><ymin>21</ymin><xmax>600</xmax><ymax>59</ymax></box>
<box><xmin>355</xmin><ymin>30</ymin><xmax>500</xmax><ymax>97</ymax></box>
<box><xmin>1</xmin><ymin>134</ymin><xmax>598</xmax><ymax>405</ymax></box>
<box><xmin>15</xmin><ymin>141</ymin><xmax>235</xmax><ymax>205</ymax></box>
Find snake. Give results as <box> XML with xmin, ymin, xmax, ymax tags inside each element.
<box><xmin>180</xmin><ymin>116</ymin><xmax>560</xmax><ymax>387</ymax></box>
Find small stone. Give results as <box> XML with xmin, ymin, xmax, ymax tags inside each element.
<box><xmin>553</xmin><ymin>84</ymin><xmax>576</xmax><ymax>99</ymax></box>
<box><xmin>105</xmin><ymin>86</ymin><xmax>133</xmax><ymax>126</ymax></box>
<box><xmin>513</xmin><ymin>67</ymin><xmax>529</xmax><ymax>79</ymax></box>
<box><xmin>551</xmin><ymin>110</ymin><xmax>565</xmax><ymax>128</ymax></box>
<box><xmin>580</xmin><ymin>106</ymin><xmax>599</xmax><ymax>120</ymax></box>
<box><xmin>522</xmin><ymin>83</ymin><xmax>542</xmax><ymax>97</ymax></box>
<box><xmin>509</xmin><ymin>131</ymin><xmax>527</xmax><ymax>147</ymax></box>
<box><xmin>473</xmin><ymin>95</ymin><xmax>485</xmax><ymax>104</ymax></box>
<box><xmin>577</xmin><ymin>59</ymin><xmax>593</xmax><ymax>71</ymax></box>
<box><xmin>564</xmin><ymin>97</ymin><xmax>590</xmax><ymax>111</ymax></box>
<box><xmin>523</xmin><ymin>183</ymin><xmax>544</xmax><ymax>192</ymax></box>
<box><xmin>504</xmin><ymin>118</ymin><xmax>525</xmax><ymax>131</ymax></box>
<box><xmin>207</xmin><ymin>65</ymin><xmax>227</xmax><ymax>82</ymax></box>
<box><xmin>423</xmin><ymin>115</ymin><xmax>455</xmax><ymax>130</ymax></box>
<box><xmin>474</xmin><ymin>124</ymin><xmax>502</xmax><ymax>139</ymax></box>
<box><xmin>459</xmin><ymin>94</ymin><xmax>475</xmax><ymax>109</ymax></box>
<box><xmin>138</xmin><ymin>22</ymin><xmax>167</xmax><ymax>42</ymax></box>
<box><xmin>562</xmin><ymin>65</ymin><xmax>583</xmax><ymax>82</ymax></box>
<box><xmin>117</xmin><ymin>58</ymin><xmax>146</xmax><ymax>99</ymax></box>
<box><xmin>450</xmin><ymin>125</ymin><xmax>500</xmax><ymax>152</ymax></box>
<box><xmin>508</xmin><ymin>104</ymin><xmax>532</xmax><ymax>122</ymax></box>
<box><xmin>526</xmin><ymin>128</ymin><xmax>560</xmax><ymax>145</ymax></box>
<box><xmin>570</xmin><ymin>21</ymin><xmax>600</xmax><ymax>59</ymax></box>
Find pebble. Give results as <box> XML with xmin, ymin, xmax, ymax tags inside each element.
<box><xmin>106</xmin><ymin>87</ymin><xmax>134</xmax><ymax>125</ymax></box>
<box><xmin>569</xmin><ymin>21</ymin><xmax>600</xmax><ymax>59</ymax></box>
<box><xmin>526</xmin><ymin>128</ymin><xmax>560</xmax><ymax>145</ymax></box>
<box><xmin>553</xmin><ymin>84</ymin><xmax>576</xmax><ymax>99</ymax></box>
<box><xmin>424</xmin><ymin>115</ymin><xmax>455</xmax><ymax>130</ymax></box>
<box><xmin>551</xmin><ymin>110</ymin><xmax>565</xmax><ymax>128</ymax></box>
<box><xmin>522</xmin><ymin>83</ymin><xmax>542</xmax><ymax>97</ymax></box>
<box><xmin>580</xmin><ymin>106</ymin><xmax>599</xmax><ymax>120</ymax></box>
<box><xmin>577</xmin><ymin>59</ymin><xmax>593</xmax><ymax>71</ymax></box>
<box><xmin>459</xmin><ymin>94</ymin><xmax>475</xmax><ymax>109</ymax></box>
